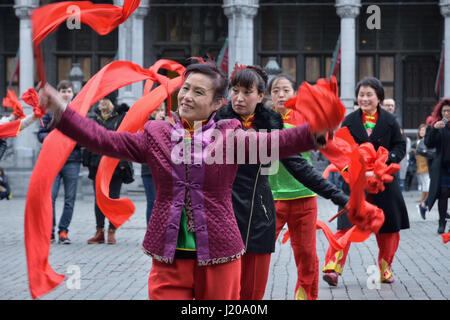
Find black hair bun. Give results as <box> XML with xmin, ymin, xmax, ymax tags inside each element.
<box><xmin>247</xmin><ymin>65</ymin><xmax>269</xmax><ymax>85</ymax></box>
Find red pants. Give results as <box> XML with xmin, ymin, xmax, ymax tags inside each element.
<box><xmin>275</xmin><ymin>197</ymin><xmax>318</xmax><ymax>300</ymax></box>
<box><xmin>323</xmin><ymin>230</ymin><xmax>400</xmax><ymax>281</ymax></box>
<box><xmin>240</xmin><ymin>253</ymin><xmax>271</xmax><ymax>300</ymax></box>
<box><xmin>148</xmin><ymin>258</ymin><xmax>241</xmax><ymax>300</ymax></box>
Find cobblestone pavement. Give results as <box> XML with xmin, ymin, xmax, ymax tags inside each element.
<box><xmin>0</xmin><ymin>191</ymin><xmax>449</xmax><ymax>300</ymax></box>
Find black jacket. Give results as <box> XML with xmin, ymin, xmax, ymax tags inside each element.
<box><xmin>424</xmin><ymin>124</ymin><xmax>450</xmax><ymax>210</ymax></box>
<box><xmin>337</xmin><ymin>107</ymin><xmax>409</xmax><ymax>233</ymax></box>
<box><xmin>214</xmin><ymin>103</ymin><xmax>349</xmax><ymax>253</ymax></box>
<box><xmin>82</xmin><ymin>108</ymin><xmax>134</xmax><ymax>184</ymax></box>
<box><xmin>37</xmin><ymin>111</ymin><xmax>82</xmax><ymax>163</ymax></box>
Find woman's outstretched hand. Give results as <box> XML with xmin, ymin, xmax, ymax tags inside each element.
<box><xmin>38</xmin><ymin>84</ymin><xmax>66</xmax><ymax>114</ymax></box>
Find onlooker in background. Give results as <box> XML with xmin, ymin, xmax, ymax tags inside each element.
<box><xmin>381</xmin><ymin>98</ymin><xmax>396</xmax><ymax>114</ymax></box>
<box><xmin>141</xmin><ymin>103</ymin><xmax>166</xmax><ymax>225</ymax></box>
<box><xmin>0</xmin><ymin>167</ymin><xmax>11</xmax><ymax>200</ymax></box>
<box><xmin>424</xmin><ymin>99</ymin><xmax>450</xmax><ymax>234</ymax></box>
<box><xmin>83</xmin><ymin>94</ymin><xmax>134</xmax><ymax>244</ymax></box>
<box><xmin>415</xmin><ymin>124</ymin><xmax>431</xmax><ymax>219</ymax></box>
<box><xmin>37</xmin><ymin>80</ymin><xmax>81</xmax><ymax>244</ymax></box>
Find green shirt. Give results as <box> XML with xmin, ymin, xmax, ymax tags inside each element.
<box><xmin>176</xmin><ymin>207</ymin><xmax>197</xmax><ymax>251</ymax></box>
<box><xmin>269</xmin><ymin>122</ymin><xmax>316</xmax><ymax>200</ymax></box>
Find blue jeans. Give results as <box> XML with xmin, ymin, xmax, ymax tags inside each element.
<box><xmin>142</xmin><ymin>175</ymin><xmax>155</xmax><ymax>225</ymax></box>
<box><xmin>52</xmin><ymin>161</ymin><xmax>81</xmax><ymax>235</ymax></box>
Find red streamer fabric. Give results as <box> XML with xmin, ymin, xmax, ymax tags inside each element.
<box><xmin>282</xmin><ymin>221</ymin><xmax>371</xmax><ymax>251</ymax></box>
<box><xmin>359</xmin><ymin>143</ymin><xmax>400</xmax><ymax>194</ymax></box>
<box><xmin>0</xmin><ymin>120</ymin><xmax>21</xmax><ymax>139</ymax></box>
<box><xmin>281</xmin><ymin>82</ymin><xmax>379</xmax><ymax>251</ymax></box>
<box><xmin>31</xmin><ymin>0</ymin><xmax>141</xmax><ymax>83</ymax></box>
<box><xmin>22</xmin><ymin>88</ymin><xmax>45</xmax><ymax>119</ymax></box>
<box><xmin>320</xmin><ymin>126</ymin><xmax>356</xmax><ymax>182</ymax></box>
<box><xmin>3</xmin><ymin>90</ymin><xmax>25</xmax><ymax>119</ymax></box>
<box><xmin>285</xmin><ymin>76</ymin><xmax>346</xmax><ymax>132</ymax></box>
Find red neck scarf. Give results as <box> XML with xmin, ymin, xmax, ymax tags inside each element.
<box><xmin>182</xmin><ymin>118</ymin><xmax>209</xmax><ymax>137</ymax></box>
<box><xmin>240</xmin><ymin>114</ymin><xmax>255</xmax><ymax>130</ymax></box>
<box><xmin>362</xmin><ymin>109</ymin><xmax>378</xmax><ymax>136</ymax></box>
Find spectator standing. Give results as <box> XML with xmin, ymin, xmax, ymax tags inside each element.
<box><xmin>381</xmin><ymin>98</ymin><xmax>396</xmax><ymax>114</ymax></box>
<box><xmin>37</xmin><ymin>80</ymin><xmax>81</xmax><ymax>244</ymax></box>
<box><xmin>424</xmin><ymin>99</ymin><xmax>450</xmax><ymax>234</ymax></box>
<box><xmin>83</xmin><ymin>94</ymin><xmax>134</xmax><ymax>244</ymax></box>
<box><xmin>415</xmin><ymin>124</ymin><xmax>431</xmax><ymax>219</ymax></box>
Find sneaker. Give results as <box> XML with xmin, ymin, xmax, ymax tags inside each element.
<box><xmin>323</xmin><ymin>271</ymin><xmax>339</xmax><ymax>287</ymax></box>
<box><xmin>417</xmin><ymin>203</ymin><xmax>427</xmax><ymax>220</ymax></box>
<box><xmin>58</xmin><ymin>231</ymin><xmax>71</xmax><ymax>244</ymax></box>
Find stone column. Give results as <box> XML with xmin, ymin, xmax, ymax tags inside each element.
<box><xmin>440</xmin><ymin>0</ymin><xmax>450</xmax><ymax>97</ymax></box>
<box><xmin>336</xmin><ymin>0</ymin><xmax>361</xmax><ymax>113</ymax></box>
<box><xmin>114</xmin><ymin>0</ymin><xmax>149</xmax><ymax>106</ymax></box>
<box><xmin>223</xmin><ymin>0</ymin><xmax>259</xmax><ymax>76</ymax></box>
<box><xmin>13</xmin><ymin>0</ymin><xmax>39</xmax><ymax>168</ymax></box>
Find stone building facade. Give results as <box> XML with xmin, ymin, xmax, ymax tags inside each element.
<box><xmin>0</xmin><ymin>0</ymin><xmax>446</xmax><ymax>195</ymax></box>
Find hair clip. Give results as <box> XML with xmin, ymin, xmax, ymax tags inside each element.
<box><xmin>230</xmin><ymin>63</ymin><xmax>247</xmax><ymax>80</ymax></box>
<box><xmin>187</xmin><ymin>56</ymin><xmax>206</xmax><ymax>64</ymax></box>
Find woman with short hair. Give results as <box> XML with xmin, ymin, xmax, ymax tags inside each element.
<box><xmin>322</xmin><ymin>77</ymin><xmax>409</xmax><ymax>286</ymax></box>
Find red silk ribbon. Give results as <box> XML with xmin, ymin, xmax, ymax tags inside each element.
<box><xmin>0</xmin><ymin>120</ymin><xmax>21</xmax><ymax>139</ymax></box>
<box><xmin>282</xmin><ymin>222</ymin><xmax>371</xmax><ymax>251</ymax></box>
<box><xmin>22</xmin><ymin>88</ymin><xmax>46</xmax><ymax>119</ymax></box>
<box><xmin>285</xmin><ymin>76</ymin><xmax>346</xmax><ymax>133</ymax></box>
<box><xmin>3</xmin><ymin>90</ymin><xmax>25</xmax><ymax>119</ymax></box>
<box><xmin>31</xmin><ymin>0</ymin><xmax>141</xmax><ymax>84</ymax></box>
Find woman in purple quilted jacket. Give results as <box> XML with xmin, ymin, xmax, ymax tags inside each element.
<box><xmin>38</xmin><ymin>61</ymin><xmax>330</xmax><ymax>300</ymax></box>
